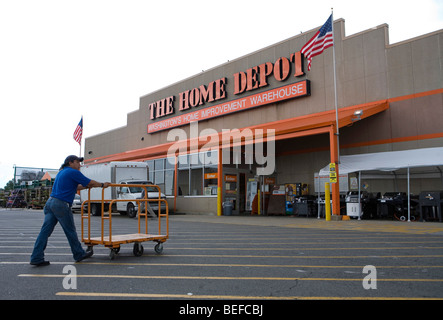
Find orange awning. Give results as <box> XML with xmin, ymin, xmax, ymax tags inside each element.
<box><xmin>85</xmin><ymin>100</ymin><xmax>389</xmax><ymax>164</ymax></box>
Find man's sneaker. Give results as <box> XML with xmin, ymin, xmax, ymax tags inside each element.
<box><xmin>76</xmin><ymin>250</ymin><xmax>93</xmax><ymax>262</ymax></box>
<box><xmin>30</xmin><ymin>261</ymin><xmax>50</xmax><ymax>267</ymax></box>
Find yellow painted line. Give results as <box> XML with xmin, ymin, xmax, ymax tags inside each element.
<box><xmin>3</xmin><ymin>252</ymin><xmax>443</xmax><ymax>259</ymax></box>
<box><xmin>3</xmin><ymin>240</ymin><xmax>443</xmax><ymax>244</ymax></box>
<box><xmin>229</xmin><ymin>224</ymin><xmax>443</xmax><ymax>232</ymax></box>
<box><xmin>152</xmin><ymin>246</ymin><xmax>443</xmax><ymax>251</ymax></box>
<box><xmin>4</xmin><ymin>245</ymin><xmax>443</xmax><ymax>250</ymax></box>
<box><xmin>2</xmin><ymin>235</ymin><xmax>442</xmax><ymax>241</ymax></box>
<box><xmin>55</xmin><ymin>292</ymin><xmax>443</xmax><ymax>300</ymax></box>
<box><xmin>4</xmin><ymin>253</ymin><xmax>443</xmax><ymax>260</ymax></box>
<box><xmin>0</xmin><ymin>246</ymin><xmax>72</xmax><ymax>249</ymax></box>
<box><xmin>4</xmin><ymin>261</ymin><xmax>443</xmax><ymax>269</ymax></box>
<box><xmin>138</xmin><ymin>236</ymin><xmax>443</xmax><ymax>240</ymax></box>
<box><xmin>178</xmin><ymin>240</ymin><xmax>443</xmax><ymax>244</ymax></box>
<box><xmin>166</xmin><ymin>254</ymin><xmax>443</xmax><ymax>259</ymax></box>
<box><xmin>81</xmin><ymin>262</ymin><xmax>443</xmax><ymax>269</ymax></box>
<box><xmin>18</xmin><ymin>274</ymin><xmax>443</xmax><ymax>282</ymax></box>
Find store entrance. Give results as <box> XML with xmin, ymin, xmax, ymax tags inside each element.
<box><xmin>223</xmin><ymin>169</ymin><xmax>250</xmax><ymax>215</ymax></box>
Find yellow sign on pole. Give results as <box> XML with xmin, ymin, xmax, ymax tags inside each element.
<box><xmin>329</xmin><ymin>163</ymin><xmax>337</xmax><ymax>183</ymax></box>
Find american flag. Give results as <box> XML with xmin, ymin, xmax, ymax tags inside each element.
<box><xmin>73</xmin><ymin>117</ymin><xmax>83</xmax><ymax>145</ymax></box>
<box><xmin>301</xmin><ymin>14</ymin><xmax>334</xmax><ymax>71</ymax></box>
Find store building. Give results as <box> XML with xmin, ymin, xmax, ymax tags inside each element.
<box><xmin>84</xmin><ymin>18</ymin><xmax>443</xmax><ymax>217</ymax></box>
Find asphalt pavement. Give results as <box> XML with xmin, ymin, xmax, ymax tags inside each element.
<box><xmin>1</xmin><ymin>208</ymin><xmax>443</xmax><ymax>307</ymax></box>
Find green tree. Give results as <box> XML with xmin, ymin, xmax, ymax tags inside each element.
<box><xmin>4</xmin><ymin>180</ymin><xmax>14</xmax><ymax>191</ymax></box>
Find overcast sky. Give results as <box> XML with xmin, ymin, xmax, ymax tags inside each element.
<box><xmin>1</xmin><ymin>0</ymin><xmax>442</xmax><ymax>188</ymax></box>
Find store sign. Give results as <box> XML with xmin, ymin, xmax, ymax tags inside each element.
<box><xmin>204</xmin><ymin>173</ymin><xmax>218</xmax><ymax>180</ymax></box>
<box><xmin>225</xmin><ymin>175</ymin><xmax>237</xmax><ymax>182</ymax></box>
<box><xmin>147</xmin><ymin>52</ymin><xmax>309</xmax><ymax>134</ymax></box>
<box><xmin>329</xmin><ymin>163</ymin><xmax>337</xmax><ymax>183</ymax></box>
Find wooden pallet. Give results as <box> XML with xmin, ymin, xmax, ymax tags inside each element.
<box><xmin>84</xmin><ymin>233</ymin><xmax>167</xmax><ymax>247</ymax></box>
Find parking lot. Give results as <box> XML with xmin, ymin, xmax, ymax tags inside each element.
<box><xmin>1</xmin><ymin>209</ymin><xmax>443</xmax><ymax>304</ymax></box>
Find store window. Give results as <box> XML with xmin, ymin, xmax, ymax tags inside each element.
<box><xmin>190</xmin><ymin>168</ymin><xmax>202</xmax><ymax>195</ymax></box>
<box><xmin>178</xmin><ymin>168</ymin><xmax>189</xmax><ymax>196</ymax></box>
<box><xmin>178</xmin><ymin>154</ymin><xmax>189</xmax><ymax>195</ymax></box>
<box><xmin>165</xmin><ymin>170</ymin><xmax>174</xmax><ymax>196</ymax></box>
<box><xmin>155</xmin><ymin>170</ymin><xmax>164</xmax><ymax>193</ymax></box>
<box><xmin>146</xmin><ymin>160</ymin><xmax>154</xmax><ymax>182</ymax></box>
<box><xmin>177</xmin><ymin>150</ymin><xmax>218</xmax><ymax>196</ymax></box>
<box><xmin>145</xmin><ymin>157</ymin><xmax>175</xmax><ymax>196</ymax></box>
<box><xmin>204</xmin><ymin>167</ymin><xmax>218</xmax><ymax>195</ymax></box>
<box><xmin>155</xmin><ymin>158</ymin><xmax>164</xmax><ymax>170</ymax></box>
<box><xmin>178</xmin><ymin>154</ymin><xmax>189</xmax><ymax>169</ymax></box>
<box><xmin>204</xmin><ymin>150</ymin><xmax>218</xmax><ymax>195</ymax></box>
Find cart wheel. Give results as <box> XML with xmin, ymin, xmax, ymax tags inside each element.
<box><xmin>86</xmin><ymin>246</ymin><xmax>94</xmax><ymax>254</ymax></box>
<box><xmin>133</xmin><ymin>243</ymin><xmax>144</xmax><ymax>257</ymax></box>
<box><xmin>154</xmin><ymin>243</ymin><xmax>163</xmax><ymax>254</ymax></box>
<box><xmin>109</xmin><ymin>247</ymin><xmax>120</xmax><ymax>260</ymax></box>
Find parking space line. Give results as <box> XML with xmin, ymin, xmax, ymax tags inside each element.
<box><xmin>141</xmin><ymin>246</ymin><xmax>443</xmax><ymax>250</ymax></box>
<box><xmin>55</xmin><ymin>292</ymin><xmax>443</xmax><ymax>300</ymax></box>
<box><xmin>161</xmin><ymin>254</ymin><xmax>443</xmax><ymax>259</ymax></box>
<box><xmin>4</xmin><ymin>261</ymin><xmax>443</xmax><ymax>270</ymax></box>
<box><xmin>2</xmin><ymin>252</ymin><xmax>443</xmax><ymax>259</ymax></box>
<box><xmin>2</xmin><ymin>235</ymin><xmax>443</xmax><ymax>241</ymax></box>
<box><xmin>3</xmin><ymin>261</ymin><xmax>443</xmax><ymax>270</ymax></box>
<box><xmin>2</xmin><ymin>239</ymin><xmax>443</xmax><ymax>244</ymax></box>
<box><xmin>18</xmin><ymin>273</ymin><xmax>443</xmax><ymax>282</ymax></box>
<box><xmin>3</xmin><ymin>245</ymin><xmax>443</xmax><ymax>251</ymax></box>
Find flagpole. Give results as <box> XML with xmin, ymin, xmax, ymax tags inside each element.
<box><xmin>331</xmin><ymin>8</ymin><xmax>341</xmax><ymax>216</ymax></box>
<box><xmin>331</xmin><ymin>8</ymin><xmax>340</xmax><ymax>163</ymax></box>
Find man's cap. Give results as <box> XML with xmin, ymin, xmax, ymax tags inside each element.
<box><xmin>60</xmin><ymin>155</ymin><xmax>84</xmax><ymax>170</ymax></box>
<box><xmin>64</xmin><ymin>155</ymin><xmax>84</xmax><ymax>164</ymax></box>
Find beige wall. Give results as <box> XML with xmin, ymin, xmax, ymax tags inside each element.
<box><xmin>170</xmin><ymin>197</ymin><xmax>218</xmax><ymax>215</ymax></box>
<box><xmin>85</xmin><ymin>20</ymin><xmax>442</xmax><ymax>160</ymax></box>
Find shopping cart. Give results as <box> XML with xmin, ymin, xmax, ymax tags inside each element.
<box><xmin>80</xmin><ymin>183</ymin><xmax>169</xmax><ymax>260</ymax></box>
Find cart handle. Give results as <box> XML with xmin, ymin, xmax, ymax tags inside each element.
<box><xmin>109</xmin><ymin>183</ymin><xmax>162</xmax><ymax>198</ymax></box>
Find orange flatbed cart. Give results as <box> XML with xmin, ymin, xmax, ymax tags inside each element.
<box><xmin>81</xmin><ymin>183</ymin><xmax>169</xmax><ymax>260</ymax></box>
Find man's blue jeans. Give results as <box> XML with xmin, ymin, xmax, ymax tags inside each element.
<box><xmin>31</xmin><ymin>197</ymin><xmax>86</xmax><ymax>263</ymax></box>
